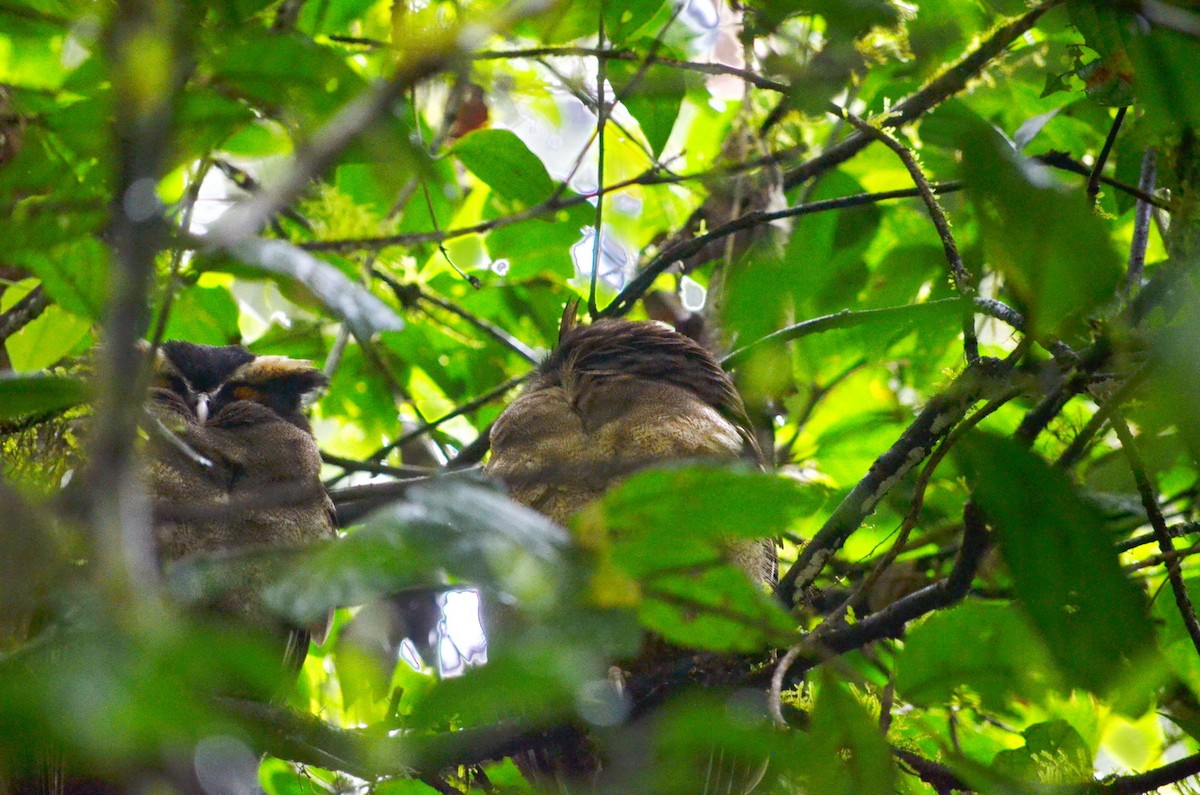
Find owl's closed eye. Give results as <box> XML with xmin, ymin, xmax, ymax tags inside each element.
<box><xmin>150</xmin><ymin>341</ymin><xmax>325</xmax><ymax>429</ymax></box>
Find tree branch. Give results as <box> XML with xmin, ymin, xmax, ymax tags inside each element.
<box><xmin>1110</xmin><ymin>408</ymin><xmax>1200</xmax><ymax>657</ymax></box>
<box><xmin>776</xmin><ymin>359</ymin><xmax>1014</xmax><ymax>606</ymax></box>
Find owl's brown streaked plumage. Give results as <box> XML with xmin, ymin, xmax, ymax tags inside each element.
<box><xmin>484</xmin><ymin>316</ymin><xmax>774</xmax><ymax>793</ymax></box>
<box><xmin>146</xmin><ymin>341</ymin><xmax>335</xmax><ymax>670</ymax></box>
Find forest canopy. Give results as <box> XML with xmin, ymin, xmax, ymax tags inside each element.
<box><xmin>2</xmin><ymin>0</ymin><xmax>1200</xmax><ymax>792</ymax></box>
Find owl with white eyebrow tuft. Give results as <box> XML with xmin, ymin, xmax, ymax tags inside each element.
<box><xmin>145</xmin><ymin>340</ymin><xmax>335</xmax><ymax>673</ymax></box>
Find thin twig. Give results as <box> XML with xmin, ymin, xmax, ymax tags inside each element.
<box><xmin>1088</xmin><ymin>107</ymin><xmax>1127</xmax><ymax>202</ymax></box>
<box><xmin>1054</xmin><ymin>362</ymin><xmax>1153</xmax><ymax>470</ymax></box>
<box><xmin>782</xmin><ymin>1</ymin><xmax>1062</xmax><ymax>191</ymax></box>
<box><xmin>370</xmin><ymin>270</ymin><xmax>539</xmax><ymax>364</ymax></box>
<box><xmin>1038</xmin><ymin>151</ymin><xmax>1171</xmax><ymax>210</ymax></box>
<box><xmin>0</xmin><ymin>284</ymin><xmax>49</xmax><ymax>341</ymax></box>
<box><xmin>587</xmin><ymin>2</ymin><xmax>608</xmax><ymax>319</ymax></box>
<box><xmin>834</xmin><ymin>107</ymin><xmax>978</xmax><ymax>363</ymax></box>
<box><xmin>776</xmin><ymin>357</ymin><xmax>1014</xmax><ymax>606</ymax></box>
<box><xmin>603</xmin><ymin>183</ymin><xmax>965</xmax><ymax>318</ymax></box>
<box><xmin>1110</xmin><ymin>408</ymin><xmax>1200</xmax><ymax>657</ymax></box>
<box><xmin>1117</xmin><ymin>522</ymin><xmax>1199</xmax><ymax>554</ymax></box>
<box><xmin>321</xmin><ymin>451</ymin><xmax>438</xmax><ymax>478</ymax></box>
<box><xmin>367</xmin><ymin>373</ymin><xmax>529</xmax><ymax>464</ymax></box>
<box><xmin>205</xmin><ymin>2</ymin><xmax>546</xmax><ymax>247</ymax></box>
<box><xmin>817</xmin><ymin>389</ymin><xmax>1019</xmax><ymax>631</ymax></box>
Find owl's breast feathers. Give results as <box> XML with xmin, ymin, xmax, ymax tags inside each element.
<box><xmin>145</xmin><ymin>344</ymin><xmax>334</xmax><ymax>644</ymax></box>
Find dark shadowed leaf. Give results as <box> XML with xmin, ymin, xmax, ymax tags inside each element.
<box><xmin>650</xmin><ymin>693</ymin><xmax>780</xmax><ymax>794</ymax></box>
<box><xmin>609</xmin><ymin>62</ymin><xmax>688</xmax><ymax>159</ymax></box>
<box><xmin>639</xmin><ymin>563</ymin><xmax>795</xmax><ymax>651</ymax></box>
<box><xmin>961</xmin><ymin>127</ymin><xmax>1122</xmax><ymax>341</ymax></box>
<box><xmin>0</xmin><ymin>373</ymin><xmax>87</xmax><ymax>419</ymax></box>
<box><xmin>794</xmin><ymin>670</ymin><xmax>894</xmax><ymax>794</ymax></box>
<box><xmin>595</xmin><ymin>465</ymin><xmax>827</xmax><ymax>547</ymax></box>
<box><xmin>576</xmin><ymin>466</ymin><xmax>809</xmax><ymax>650</ymax></box>
<box><xmin>895</xmin><ymin>601</ymin><xmax>1060</xmax><ymax>714</ymax></box>
<box><xmin>956</xmin><ymin>432</ymin><xmax>1158</xmax><ymax>695</ymax></box>
<box><xmin>992</xmin><ymin>720</ymin><xmax>1093</xmax><ymax>783</ymax></box>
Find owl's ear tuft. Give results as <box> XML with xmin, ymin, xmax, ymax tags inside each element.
<box><xmin>235</xmin><ymin>356</ymin><xmax>327</xmax><ymax>400</ymax></box>
<box><xmin>558</xmin><ymin>298</ymin><xmax>581</xmax><ymax>342</ymax></box>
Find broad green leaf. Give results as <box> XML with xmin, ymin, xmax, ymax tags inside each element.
<box><xmin>253</xmin><ymin>479</ymin><xmax>576</xmax><ymax>626</ymax></box>
<box><xmin>595</xmin><ymin>465</ymin><xmax>827</xmax><ymax>552</ymax></box>
<box><xmin>895</xmin><ymin>601</ymin><xmax>1059</xmax><ymax>714</ymax></box>
<box><xmin>796</xmin><ymin>671</ymin><xmax>895</xmax><ymax>795</ymax></box>
<box><xmin>639</xmin><ymin>563</ymin><xmax>795</xmax><ymax>651</ymax></box>
<box><xmin>160</xmin><ymin>284</ymin><xmax>241</xmax><ymax>346</ymax></box>
<box><xmin>586</xmin><ymin>467</ymin><xmax>811</xmax><ymax>650</ymax></box>
<box><xmin>1125</xmin><ymin>25</ymin><xmax>1200</xmax><ymax>131</ymax></box>
<box><xmin>202</xmin><ymin>31</ymin><xmax>366</xmax><ymax>126</ymax></box>
<box><xmin>0</xmin><ymin>372</ymin><xmax>87</xmax><ymax>418</ymax></box>
<box><xmin>220</xmin><ymin>119</ymin><xmax>293</xmax><ymax>158</ymax></box>
<box><xmin>610</xmin><ymin>62</ymin><xmax>687</xmax><ymax>159</ymax></box>
<box><xmin>992</xmin><ymin>720</ymin><xmax>1093</xmax><ymax>783</ymax></box>
<box><xmin>5</xmin><ymin>304</ymin><xmax>90</xmax><ymax>372</ymax></box>
<box><xmin>961</xmin><ymin>125</ymin><xmax>1123</xmax><ymax>341</ymax></box>
<box><xmin>8</xmin><ymin>238</ymin><xmax>109</xmax><ymax>319</ymax></box>
<box><xmin>452</xmin><ymin>129</ymin><xmax>555</xmax><ymax>208</ymax></box>
<box><xmin>745</xmin><ymin>0</ymin><xmax>899</xmax><ymax>35</ymax></box>
<box><xmin>956</xmin><ymin>432</ymin><xmax>1158</xmax><ymax>696</ymax></box>
<box><xmin>298</xmin><ymin>0</ymin><xmax>377</xmax><ymax>35</ymax></box>
<box><xmin>604</xmin><ymin>0</ymin><xmax>674</xmax><ymax>43</ymax></box>
<box><xmin>651</xmin><ymin>693</ymin><xmax>780</xmax><ymax>794</ymax></box>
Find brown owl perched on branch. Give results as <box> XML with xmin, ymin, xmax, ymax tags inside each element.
<box><xmin>484</xmin><ymin>314</ymin><xmax>775</xmax><ymax>793</ymax></box>
<box><xmin>146</xmin><ymin>341</ymin><xmax>335</xmax><ymax>673</ymax></box>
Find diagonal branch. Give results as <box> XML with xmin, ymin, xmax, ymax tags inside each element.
<box><xmin>834</xmin><ymin>107</ymin><xmax>979</xmax><ymax>363</ymax></box>
<box><xmin>1110</xmin><ymin>408</ymin><xmax>1200</xmax><ymax>657</ymax></box>
<box><xmin>776</xmin><ymin>358</ymin><xmax>1014</xmax><ymax>607</ymax></box>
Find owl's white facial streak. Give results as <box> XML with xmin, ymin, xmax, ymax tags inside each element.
<box><xmin>195</xmin><ymin>392</ymin><xmax>211</xmax><ymax>424</ymax></box>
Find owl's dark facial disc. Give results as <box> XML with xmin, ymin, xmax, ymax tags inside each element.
<box><xmin>160</xmin><ymin>341</ymin><xmax>255</xmax><ymax>393</ymax></box>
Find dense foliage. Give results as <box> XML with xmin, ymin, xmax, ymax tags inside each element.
<box><xmin>2</xmin><ymin>0</ymin><xmax>1200</xmax><ymax>792</ymax></box>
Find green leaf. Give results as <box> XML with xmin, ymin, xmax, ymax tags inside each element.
<box><xmin>5</xmin><ymin>304</ymin><xmax>90</xmax><ymax>372</ymax></box>
<box><xmin>639</xmin><ymin>563</ymin><xmax>795</xmax><ymax>651</ymax></box>
<box><xmin>8</xmin><ymin>238</ymin><xmax>110</xmax><ymax>320</ymax></box>
<box><xmin>603</xmin><ymin>0</ymin><xmax>674</xmax><ymax>42</ymax></box>
<box><xmin>452</xmin><ymin>129</ymin><xmax>555</xmax><ymax>207</ymax></box>
<box><xmin>992</xmin><ymin>720</ymin><xmax>1093</xmax><ymax>782</ymax></box>
<box><xmin>0</xmin><ymin>372</ymin><xmax>87</xmax><ymax>419</ymax></box>
<box><xmin>587</xmin><ymin>466</ymin><xmax>812</xmax><ymax>651</ymax></box>
<box><xmin>961</xmin><ymin>126</ymin><xmax>1123</xmax><ymax>341</ymax></box>
<box><xmin>652</xmin><ymin>693</ymin><xmax>780</xmax><ymax>794</ymax></box>
<box><xmin>160</xmin><ymin>284</ymin><xmax>241</xmax><ymax>346</ymax></box>
<box><xmin>596</xmin><ymin>465</ymin><xmax>827</xmax><ymax>552</ymax></box>
<box><xmin>746</xmin><ymin>0</ymin><xmax>899</xmax><ymax>36</ymax></box>
<box><xmin>956</xmin><ymin>432</ymin><xmax>1158</xmax><ymax>695</ymax></box>
<box><xmin>1124</xmin><ymin>25</ymin><xmax>1200</xmax><ymax>131</ymax></box>
<box><xmin>796</xmin><ymin>670</ymin><xmax>895</xmax><ymax>795</ymax></box>
<box><xmin>610</xmin><ymin>63</ymin><xmax>686</xmax><ymax>159</ymax></box>
<box><xmin>254</xmin><ymin>479</ymin><xmax>577</xmax><ymax>627</ymax></box>
<box><xmin>895</xmin><ymin>601</ymin><xmax>1059</xmax><ymax>714</ymax></box>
